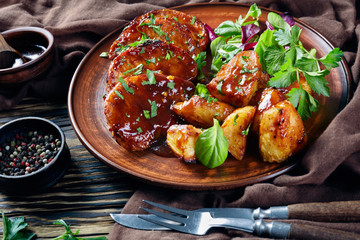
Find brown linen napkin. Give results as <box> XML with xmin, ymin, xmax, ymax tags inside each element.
<box><xmin>107</xmin><ymin>0</ymin><xmax>360</xmax><ymax>239</ymax></box>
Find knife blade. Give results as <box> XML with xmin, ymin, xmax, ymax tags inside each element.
<box><xmin>110</xmin><ymin>208</ymin><xmax>254</xmax><ymax>230</ymax></box>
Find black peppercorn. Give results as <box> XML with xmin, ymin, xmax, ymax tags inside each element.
<box><xmin>0</xmin><ymin>130</ymin><xmax>61</xmax><ymax>176</ymax></box>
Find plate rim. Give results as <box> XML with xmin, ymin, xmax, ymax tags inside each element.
<box><xmin>67</xmin><ymin>2</ymin><xmax>351</xmax><ymax>190</ymax></box>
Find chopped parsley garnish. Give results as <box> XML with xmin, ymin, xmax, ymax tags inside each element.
<box><xmin>216</xmin><ymin>80</ymin><xmax>225</xmax><ymax>95</ymax></box>
<box><xmin>145</xmin><ymin>57</ymin><xmax>156</xmax><ymax>65</ymax></box>
<box><xmin>123</xmin><ymin>64</ymin><xmax>144</xmax><ymax>75</ymax></box>
<box><xmin>194</xmin><ymin>83</ymin><xmax>218</xmax><ymax>103</ymax></box>
<box><xmin>139</xmin><ymin>14</ymin><xmax>170</xmax><ymax>41</ymax></box>
<box><xmin>148</xmin><ymin>100</ymin><xmax>158</xmax><ymax>118</ymax></box>
<box><xmin>143</xmin><ymin>110</ymin><xmax>150</xmax><ymax>119</ymax></box>
<box><xmin>191</xmin><ymin>16</ymin><xmax>196</xmax><ymax>25</ymax></box>
<box><xmin>142</xmin><ymin>69</ymin><xmax>157</xmax><ymax>85</ymax></box>
<box><xmin>242</xmin><ymin>123</ymin><xmax>251</xmax><ymax>135</ymax></box>
<box><xmin>165</xmin><ymin>50</ymin><xmax>173</xmax><ymax>60</ymax></box>
<box><xmin>167</xmin><ymin>82</ymin><xmax>175</xmax><ymax>89</ymax></box>
<box><xmin>233</xmin><ymin>113</ymin><xmax>239</xmax><ymax>126</ymax></box>
<box><xmin>114</xmin><ymin>90</ymin><xmax>124</xmax><ymax>99</ymax></box>
<box><xmin>137</xmin><ymin>127</ymin><xmax>143</xmax><ymax>133</ymax></box>
<box><xmin>99</xmin><ymin>52</ymin><xmax>109</xmax><ymax>58</ymax></box>
<box><xmin>118</xmin><ymin>77</ymin><xmax>134</xmax><ymax>94</ymax></box>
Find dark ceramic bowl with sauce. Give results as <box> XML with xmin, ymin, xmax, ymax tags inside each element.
<box><xmin>0</xmin><ymin>117</ymin><xmax>70</xmax><ymax>195</ymax></box>
<box><xmin>0</xmin><ymin>27</ymin><xmax>54</xmax><ymax>85</ymax></box>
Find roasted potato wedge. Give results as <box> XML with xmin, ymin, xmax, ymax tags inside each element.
<box><xmin>259</xmin><ymin>100</ymin><xmax>307</xmax><ymax>163</ymax></box>
<box><xmin>167</xmin><ymin>124</ymin><xmax>202</xmax><ymax>163</ymax></box>
<box><xmin>207</xmin><ymin>51</ymin><xmax>261</xmax><ymax>107</ymax></box>
<box><xmin>251</xmin><ymin>88</ymin><xmax>286</xmax><ymax>134</ymax></box>
<box><xmin>172</xmin><ymin>95</ymin><xmax>235</xmax><ymax>128</ymax></box>
<box><xmin>109</xmin><ymin>16</ymin><xmax>200</xmax><ymax>59</ymax></box>
<box><xmin>107</xmin><ymin>40</ymin><xmax>197</xmax><ymax>92</ymax></box>
<box><xmin>221</xmin><ymin>106</ymin><xmax>256</xmax><ymax>161</ymax></box>
<box><xmin>104</xmin><ymin>73</ymin><xmax>194</xmax><ymax>151</ymax></box>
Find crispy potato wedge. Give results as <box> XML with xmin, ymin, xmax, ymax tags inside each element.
<box><xmin>251</xmin><ymin>88</ymin><xmax>287</xmax><ymax>134</ymax></box>
<box><xmin>207</xmin><ymin>51</ymin><xmax>261</xmax><ymax>107</ymax></box>
<box><xmin>104</xmin><ymin>73</ymin><xmax>194</xmax><ymax>151</ymax></box>
<box><xmin>259</xmin><ymin>100</ymin><xmax>307</xmax><ymax>163</ymax></box>
<box><xmin>221</xmin><ymin>106</ymin><xmax>256</xmax><ymax>161</ymax></box>
<box><xmin>172</xmin><ymin>95</ymin><xmax>235</xmax><ymax>128</ymax></box>
<box><xmin>107</xmin><ymin>40</ymin><xmax>197</xmax><ymax>92</ymax></box>
<box><xmin>109</xmin><ymin>16</ymin><xmax>200</xmax><ymax>59</ymax></box>
<box><xmin>167</xmin><ymin>124</ymin><xmax>202</xmax><ymax>163</ymax></box>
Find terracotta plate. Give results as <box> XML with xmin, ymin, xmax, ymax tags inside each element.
<box><xmin>68</xmin><ymin>3</ymin><xmax>350</xmax><ymax>190</ymax></box>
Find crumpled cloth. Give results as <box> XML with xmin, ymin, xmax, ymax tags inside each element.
<box><xmin>1</xmin><ymin>0</ymin><xmax>359</xmax><ymax>239</ymax></box>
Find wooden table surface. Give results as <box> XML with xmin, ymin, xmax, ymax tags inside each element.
<box><xmin>0</xmin><ymin>97</ymin><xmax>136</xmax><ymax>239</ymax></box>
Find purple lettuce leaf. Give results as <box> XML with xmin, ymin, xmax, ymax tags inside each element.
<box><xmin>205</xmin><ymin>23</ymin><xmax>217</xmax><ymax>42</ymax></box>
<box><xmin>280</xmin><ymin>12</ymin><xmax>295</xmax><ymax>27</ymax></box>
<box><xmin>241</xmin><ymin>24</ymin><xmax>260</xmax><ymax>44</ymax></box>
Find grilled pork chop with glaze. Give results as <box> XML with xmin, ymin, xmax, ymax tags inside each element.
<box><xmin>104</xmin><ymin>73</ymin><xmax>195</xmax><ymax>151</ymax></box>
<box><xmin>107</xmin><ymin>40</ymin><xmax>197</xmax><ymax>92</ymax></box>
<box><xmin>109</xmin><ymin>16</ymin><xmax>200</xmax><ymax>60</ymax></box>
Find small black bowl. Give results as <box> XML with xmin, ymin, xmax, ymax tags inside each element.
<box><xmin>0</xmin><ymin>117</ymin><xmax>70</xmax><ymax>195</ymax></box>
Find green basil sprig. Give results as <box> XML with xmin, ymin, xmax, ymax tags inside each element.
<box><xmin>195</xmin><ymin>119</ymin><xmax>228</xmax><ymax>168</ymax></box>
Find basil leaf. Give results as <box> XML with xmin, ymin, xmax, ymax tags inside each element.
<box><xmin>214</xmin><ymin>20</ymin><xmax>241</xmax><ymax>37</ymax></box>
<box><xmin>195</xmin><ymin>119</ymin><xmax>228</xmax><ymax>168</ymax></box>
<box><xmin>267</xmin><ymin>12</ymin><xmax>290</xmax><ymax>30</ymax></box>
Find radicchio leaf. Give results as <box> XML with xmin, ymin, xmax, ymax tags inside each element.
<box><xmin>205</xmin><ymin>23</ymin><xmax>217</xmax><ymax>42</ymax></box>
<box><xmin>240</xmin><ymin>41</ymin><xmax>258</xmax><ymax>51</ymax></box>
<box><xmin>241</xmin><ymin>24</ymin><xmax>260</xmax><ymax>44</ymax></box>
<box><xmin>280</xmin><ymin>12</ymin><xmax>295</xmax><ymax>27</ymax></box>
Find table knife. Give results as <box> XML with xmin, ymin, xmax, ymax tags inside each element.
<box><xmin>111</xmin><ymin>200</ymin><xmax>360</xmax><ymax>230</ymax></box>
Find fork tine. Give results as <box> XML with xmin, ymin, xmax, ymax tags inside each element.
<box><xmin>143</xmin><ymin>200</ymin><xmax>190</xmax><ymax>216</ymax></box>
<box><xmin>140</xmin><ymin>207</ymin><xmax>187</xmax><ymax>224</ymax></box>
<box><xmin>138</xmin><ymin>215</ymin><xmax>187</xmax><ymax>233</ymax></box>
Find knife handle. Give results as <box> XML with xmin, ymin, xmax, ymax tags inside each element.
<box><xmin>288</xmin><ymin>223</ymin><xmax>360</xmax><ymax>240</ymax></box>
<box><xmin>254</xmin><ymin>220</ymin><xmax>360</xmax><ymax>240</ymax></box>
<box><xmin>288</xmin><ymin>201</ymin><xmax>360</xmax><ymax>222</ymax></box>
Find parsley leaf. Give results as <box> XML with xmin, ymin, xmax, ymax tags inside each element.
<box><xmin>303</xmin><ymin>70</ymin><xmax>330</xmax><ymax>97</ymax></box>
<box><xmin>263</xmin><ymin>45</ymin><xmax>286</xmax><ymax>75</ymax></box>
<box><xmin>194</xmin><ymin>52</ymin><xmax>207</xmax><ymax>80</ymax></box>
<box><xmin>53</xmin><ymin>219</ymin><xmax>107</xmax><ymax>240</ymax></box>
<box><xmin>268</xmin><ymin>59</ymin><xmax>297</xmax><ymax>88</ymax></box>
<box><xmin>118</xmin><ymin>77</ymin><xmax>134</xmax><ymax>94</ymax></box>
<box><xmin>319</xmin><ymin>48</ymin><xmax>344</xmax><ymax>69</ymax></box>
<box><xmin>194</xmin><ymin>83</ymin><xmax>218</xmax><ymax>103</ymax></box>
<box><xmin>2</xmin><ymin>211</ymin><xmax>35</xmax><ymax>240</ymax></box>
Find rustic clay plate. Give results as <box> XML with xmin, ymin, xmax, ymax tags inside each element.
<box><xmin>68</xmin><ymin>3</ymin><xmax>350</xmax><ymax>190</ymax></box>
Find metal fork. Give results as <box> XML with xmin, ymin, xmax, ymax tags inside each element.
<box><xmin>139</xmin><ymin>200</ymin><xmax>360</xmax><ymax>240</ymax></box>
<box><xmin>139</xmin><ymin>200</ymin><xmax>284</xmax><ymax>237</ymax></box>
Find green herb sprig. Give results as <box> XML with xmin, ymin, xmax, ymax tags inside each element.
<box><xmin>210</xmin><ymin>3</ymin><xmax>261</xmax><ymax>73</ymax></box>
<box><xmin>1</xmin><ymin>211</ymin><xmax>35</xmax><ymax>240</ymax></box>
<box><xmin>52</xmin><ymin>219</ymin><xmax>107</xmax><ymax>240</ymax></box>
<box><xmin>255</xmin><ymin>12</ymin><xmax>343</xmax><ymax>120</ymax></box>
